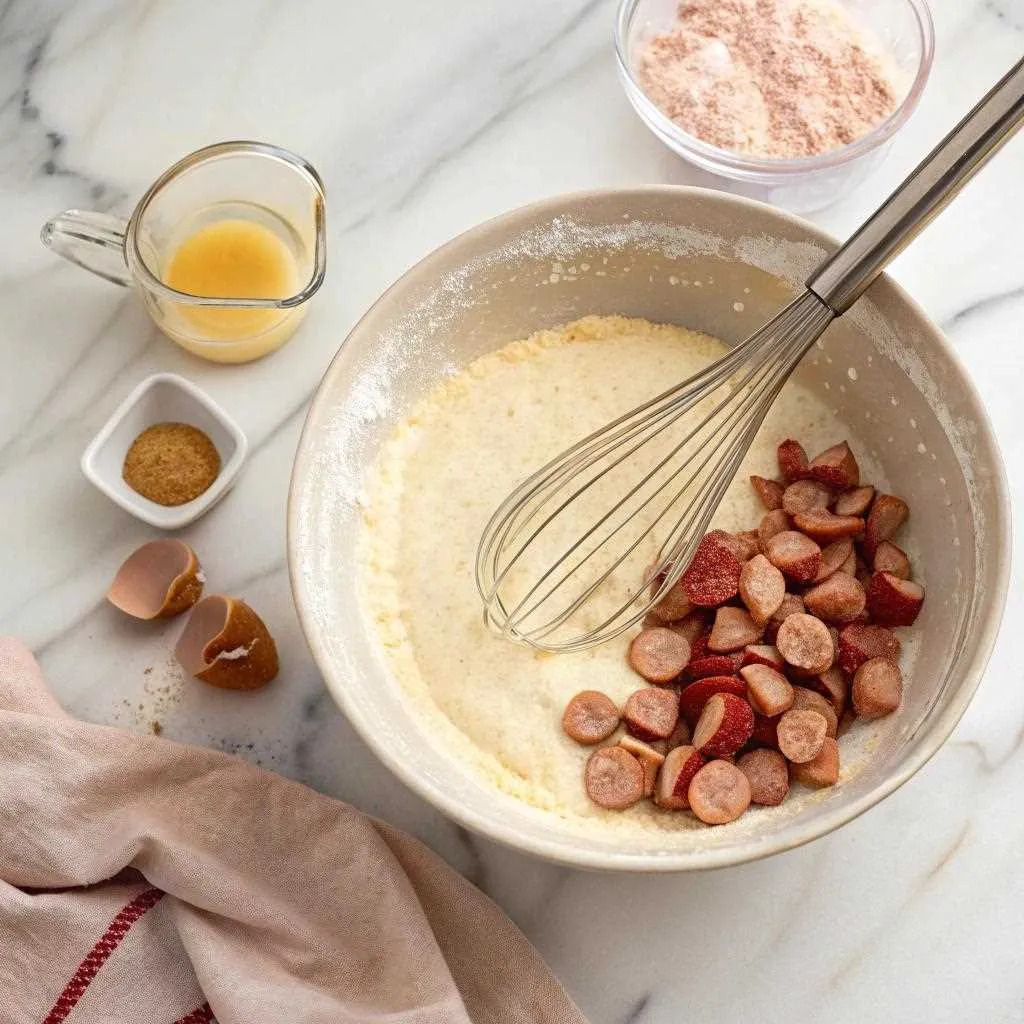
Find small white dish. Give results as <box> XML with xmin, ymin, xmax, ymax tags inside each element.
<box><xmin>82</xmin><ymin>372</ymin><xmax>247</xmax><ymax>529</ymax></box>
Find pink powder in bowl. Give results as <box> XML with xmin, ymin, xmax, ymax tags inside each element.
<box><xmin>637</xmin><ymin>0</ymin><xmax>900</xmax><ymax>160</ymax></box>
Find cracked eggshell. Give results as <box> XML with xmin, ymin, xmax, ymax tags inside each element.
<box><xmin>107</xmin><ymin>539</ymin><xmax>204</xmax><ymax>620</ymax></box>
<box><xmin>175</xmin><ymin>594</ymin><xmax>279</xmax><ymax>690</ymax></box>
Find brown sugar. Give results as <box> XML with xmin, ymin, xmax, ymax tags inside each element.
<box><xmin>123</xmin><ymin>422</ymin><xmax>220</xmax><ymax>506</ymax></box>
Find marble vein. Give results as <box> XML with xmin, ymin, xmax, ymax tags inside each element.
<box><xmin>826</xmin><ymin>821</ymin><xmax>973</xmax><ymax>990</ymax></box>
<box><xmin>941</xmin><ymin>282</ymin><xmax>1024</xmax><ymax>330</ymax></box>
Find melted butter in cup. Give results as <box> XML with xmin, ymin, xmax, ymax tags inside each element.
<box><xmin>160</xmin><ymin>218</ymin><xmax>306</xmax><ymax>363</ymax></box>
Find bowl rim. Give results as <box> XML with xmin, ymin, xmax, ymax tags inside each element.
<box><xmin>288</xmin><ymin>185</ymin><xmax>1010</xmax><ymax>872</ymax></box>
<box><xmin>613</xmin><ymin>0</ymin><xmax>936</xmax><ymax>177</ymax></box>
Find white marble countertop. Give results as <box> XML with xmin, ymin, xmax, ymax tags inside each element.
<box><xmin>2</xmin><ymin>1</ymin><xmax>1022</xmax><ymax>1020</ymax></box>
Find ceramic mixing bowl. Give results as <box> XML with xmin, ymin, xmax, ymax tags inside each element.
<box><xmin>288</xmin><ymin>187</ymin><xmax>1008</xmax><ymax>871</ymax></box>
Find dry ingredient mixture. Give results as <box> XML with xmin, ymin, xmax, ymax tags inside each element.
<box><xmin>122</xmin><ymin>422</ymin><xmax>220</xmax><ymax>505</ymax></box>
<box><xmin>637</xmin><ymin>0</ymin><xmax>899</xmax><ymax>159</ymax></box>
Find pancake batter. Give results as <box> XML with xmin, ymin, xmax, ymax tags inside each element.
<box><xmin>358</xmin><ymin>316</ymin><xmax>878</xmax><ymax>834</ymax></box>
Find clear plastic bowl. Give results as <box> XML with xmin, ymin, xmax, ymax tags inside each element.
<box><xmin>615</xmin><ymin>0</ymin><xmax>935</xmax><ymax>211</ymax></box>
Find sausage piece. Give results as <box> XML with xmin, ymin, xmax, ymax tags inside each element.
<box><xmin>628</xmin><ymin>627</ymin><xmax>691</xmax><ymax>683</ymax></box>
<box><xmin>789</xmin><ymin>737</ymin><xmax>840</xmax><ymax>788</ymax></box>
<box><xmin>584</xmin><ymin>747</ymin><xmax>644</xmax><ymax>810</ymax></box>
<box><xmin>618</xmin><ymin>735</ymin><xmax>666</xmax><ymax>797</ymax></box>
<box><xmin>688</xmin><ymin>760</ymin><xmax>752</xmax><ymax>825</ymax></box>
<box><xmin>837</xmin><ymin>623</ymin><xmax>901</xmax><ymax>676</ymax></box>
<box><xmin>782</xmin><ymin>479</ymin><xmax>833</xmax><ymax>516</ymax></box>
<box><xmin>777</xmin><ymin>709</ymin><xmax>828</xmax><ymax>763</ymax></box>
<box><xmin>852</xmin><ymin>657</ymin><xmax>903</xmax><ymax>718</ymax></box>
<box><xmin>623</xmin><ymin>687</ymin><xmax>680</xmax><ymax>741</ymax></box>
<box><xmin>790</xmin><ymin>686</ymin><xmax>839</xmax><ymax>738</ymax></box>
<box><xmin>737</xmin><ymin>748</ymin><xmax>790</xmax><ymax>806</ymax></box>
<box><xmin>764</xmin><ymin>531</ymin><xmax>822</xmax><ymax>584</ymax></box>
<box><xmin>739</xmin><ymin>554</ymin><xmax>786</xmax><ymax>626</ymax></box>
<box><xmin>803</xmin><ymin>572</ymin><xmax>866</xmax><ymax>624</ymax></box>
<box><xmin>834</xmin><ymin>485</ymin><xmax>874</xmax><ymax>517</ymax></box>
<box><xmin>808</xmin><ymin>441</ymin><xmax>859</xmax><ymax>489</ymax></box>
<box><xmin>707</xmin><ymin>606</ymin><xmax>764</xmax><ymax>653</ymax></box>
<box><xmin>562</xmin><ymin>690</ymin><xmax>620</xmax><ymax>744</ymax></box>
<box><xmin>654</xmin><ymin>744</ymin><xmax>706</xmax><ymax>810</ymax></box>
<box><xmin>776</xmin><ymin>613</ymin><xmax>835</xmax><ymax>674</ymax></box>
<box><xmin>691</xmin><ymin>692</ymin><xmax>755</xmax><ymax>758</ymax></box>
<box><xmin>740</xmin><ymin>663</ymin><xmax>794</xmax><ymax>717</ymax></box>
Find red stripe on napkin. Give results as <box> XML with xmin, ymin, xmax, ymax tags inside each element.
<box><xmin>173</xmin><ymin>1003</ymin><xmax>214</xmax><ymax>1024</ymax></box>
<box><xmin>42</xmin><ymin>887</ymin><xmax>165</xmax><ymax>1024</ymax></box>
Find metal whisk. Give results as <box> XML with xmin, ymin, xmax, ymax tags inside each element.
<box><xmin>476</xmin><ymin>58</ymin><xmax>1023</xmax><ymax>652</ymax></box>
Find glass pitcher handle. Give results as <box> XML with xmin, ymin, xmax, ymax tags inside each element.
<box><xmin>40</xmin><ymin>210</ymin><xmax>133</xmax><ymax>287</ymax></box>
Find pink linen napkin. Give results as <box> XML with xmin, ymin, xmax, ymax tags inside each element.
<box><xmin>0</xmin><ymin>638</ymin><xmax>588</xmax><ymax>1024</ymax></box>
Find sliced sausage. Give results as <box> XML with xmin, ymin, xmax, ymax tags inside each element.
<box><xmin>654</xmin><ymin>744</ymin><xmax>705</xmax><ymax>810</ymax></box>
<box><xmin>808</xmin><ymin>441</ymin><xmax>859</xmax><ymax>489</ymax></box>
<box><xmin>837</xmin><ymin>622</ymin><xmax>901</xmax><ymax>675</ymax></box>
<box><xmin>561</xmin><ymin>690</ymin><xmax>620</xmax><ymax>745</ymax></box>
<box><xmin>737</xmin><ymin>748</ymin><xmax>790</xmax><ymax>806</ymax></box>
<box><xmin>646</xmin><ymin>574</ymin><xmax>693</xmax><ymax>623</ymax></box>
<box><xmin>775</xmin><ymin>612</ymin><xmax>835</xmax><ymax>674</ymax></box>
<box><xmin>682</xmin><ymin>531</ymin><xmax>742</xmax><ymax>607</ymax></box>
<box><xmin>740</xmin><ymin>663</ymin><xmax>794</xmax><ymax>717</ymax></box>
<box><xmin>623</xmin><ymin>687</ymin><xmax>680</xmax><ymax>741</ymax></box>
<box><xmin>864</xmin><ymin>493</ymin><xmax>909</xmax><ymax>556</ymax></box>
<box><xmin>665</xmin><ymin>610</ymin><xmax>707</xmax><ymax>646</ymax></box>
<box><xmin>688</xmin><ymin>759</ymin><xmax>752</xmax><ymax>825</ymax></box>
<box><xmin>777</xmin><ymin>438</ymin><xmax>809</xmax><ymax>482</ymax></box>
<box><xmin>803</xmin><ymin>572</ymin><xmax>866</xmax><ymax>624</ymax></box>
<box><xmin>618</xmin><ymin>735</ymin><xmax>666</xmax><ymax>797</ymax></box>
<box><xmin>750</xmin><ymin>475</ymin><xmax>785</xmax><ymax>511</ymax></box>
<box><xmin>584</xmin><ymin>747</ymin><xmax>644</xmax><ymax>810</ymax></box>
<box><xmin>790</xmin><ymin>686</ymin><xmax>839</xmax><ymax>738</ymax></box>
<box><xmin>757</xmin><ymin>509</ymin><xmax>791</xmax><ymax>551</ymax></box>
<box><xmin>684</xmin><ymin>653</ymin><xmax>742</xmax><ymax>680</ymax></box>
<box><xmin>691</xmin><ymin>692</ymin><xmax>755</xmax><ymax>758</ymax></box>
<box><xmin>678</xmin><ymin>676</ymin><xmax>747</xmax><ymax>727</ymax></box>
<box><xmin>765</xmin><ymin>592</ymin><xmax>805</xmax><ymax>642</ymax></box>
<box><xmin>792</xmin><ymin>510</ymin><xmax>865</xmax><ymax>544</ymax></box>
<box><xmin>834</xmin><ymin>485</ymin><xmax>874</xmax><ymax>517</ymax></box>
<box><xmin>777</xmin><ymin>709</ymin><xmax>829</xmax><ymax>763</ymax></box>
<box><xmin>739</xmin><ymin>554</ymin><xmax>786</xmax><ymax>626</ymax></box>
<box><xmin>628</xmin><ymin>627</ymin><xmax>691</xmax><ymax>683</ymax></box>
<box><xmin>733</xmin><ymin>530</ymin><xmax>762</xmax><ymax>561</ymax></box>
<box><xmin>865</xmin><ymin>572</ymin><xmax>924</xmax><ymax>626</ymax></box>
<box><xmin>852</xmin><ymin>657</ymin><xmax>903</xmax><ymax>718</ymax></box>
<box><xmin>782</xmin><ymin>479</ymin><xmax>833</xmax><ymax>516</ymax></box>
<box><xmin>708</xmin><ymin>606</ymin><xmax>764</xmax><ymax>653</ymax></box>
<box><xmin>872</xmin><ymin>540</ymin><xmax>911</xmax><ymax>580</ymax></box>
<box><xmin>764</xmin><ymin>530</ymin><xmax>822</xmax><ymax>583</ymax></box>
<box><xmin>789</xmin><ymin>737</ymin><xmax>840</xmax><ymax>788</ymax></box>
<box><xmin>741</xmin><ymin>644</ymin><xmax>785</xmax><ymax>670</ymax></box>
<box><xmin>814</xmin><ymin>666</ymin><xmax>848</xmax><ymax>718</ymax></box>
<box><xmin>813</xmin><ymin>538</ymin><xmax>854</xmax><ymax>583</ymax></box>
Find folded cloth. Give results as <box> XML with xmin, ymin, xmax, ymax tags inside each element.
<box><xmin>0</xmin><ymin>639</ymin><xmax>587</xmax><ymax>1024</ymax></box>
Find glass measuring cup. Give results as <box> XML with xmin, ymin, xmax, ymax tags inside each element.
<box><xmin>41</xmin><ymin>141</ymin><xmax>327</xmax><ymax>364</ymax></box>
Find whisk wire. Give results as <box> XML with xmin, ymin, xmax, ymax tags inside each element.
<box><xmin>509</xmin><ymin>319</ymin><xmax>802</xmax><ymax>639</ymax></box>
<box><xmin>521</xmin><ymin>298</ymin><xmax>833</xmax><ymax>649</ymax></box>
<box><xmin>481</xmin><ymin>339</ymin><xmax>753</xmax><ymax>596</ymax></box>
<box><xmin>476</xmin><ymin>291</ymin><xmax>834</xmax><ymax>650</ymax></box>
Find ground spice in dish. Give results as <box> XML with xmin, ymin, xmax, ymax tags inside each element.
<box><xmin>637</xmin><ymin>0</ymin><xmax>899</xmax><ymax>159</ymax></box>
<box><xmin>123</xmin><ymin>422</ymin><xmax>220</xmax><ymax>506</ymax></box>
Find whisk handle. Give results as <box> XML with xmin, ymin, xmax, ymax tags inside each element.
<box><xmin>808</xmin><ymin>57</ymin><xmax>1024</xmax><ymax>315</ymax></box>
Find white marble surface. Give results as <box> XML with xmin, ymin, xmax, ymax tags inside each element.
<box><xmin>1</xmin><ymin>1</ymin><xmax>1022</xmax><ymax>1020</ymax></box>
